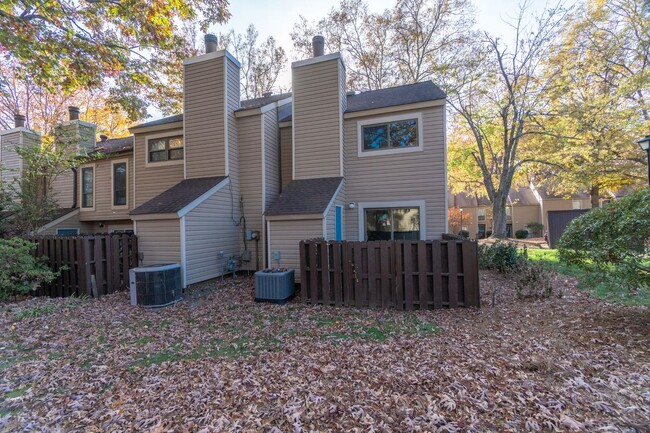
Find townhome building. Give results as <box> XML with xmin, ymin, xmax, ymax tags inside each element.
<box><xmin>7</xmin><ymin>34</ymin><xmax>449</xmax><ymax>287</ymax></box>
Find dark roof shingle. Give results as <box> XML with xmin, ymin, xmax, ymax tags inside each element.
<box><xmin>346</xmin><ymin>81</ymin><xmax>446</xmax><ymax>113</ymax></box>
<box><xmin>265</xmin><ymin>177</ymin><xmax>343</xmax><ymax>217</ymax></box>
<box><xmin>94</xmin><ymin>136</ymin><xmax>133</xmax><ymax>154</ymax></box>
<box><xmin>238</xmin><ymin>93</ymin><xmax>292</xmax><ymax>111</ymax></box>
<box><xmin>130</xmin><ymin>176</ymin><xmax>228</xmax><ymax>216</ymax></box>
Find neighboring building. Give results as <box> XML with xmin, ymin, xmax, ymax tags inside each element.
<box><xmin>448</xmin><ymin>185</ymin><xmax>599</xmax><ymax>239</ymax></box>
<box><xmin>8</xmin><ymin>35</ymin><xmax>449</xmax><ymax>287</ymax></box>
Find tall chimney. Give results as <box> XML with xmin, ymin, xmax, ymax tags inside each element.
<box><xmin>14</xmin><ymin>114</ymin><xmax>25</xmax><ymax>128</ymax></box>
<box><xmin>68</xmin><ymin>106</ymin><xmax>80</xmax><ymax>121</ymax></box>
<box><xmin>312</xmin><ymin>35</ymin><xmax>324</xmax><ymax>57</ymax></box>
<box><xmin>205</xmin><ymin>34</ymin><xmax>218</xmax><ymax>53</ymax></box>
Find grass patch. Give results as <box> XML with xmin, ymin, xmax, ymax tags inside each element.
<box><xmin>4</xmin><ymin>385</ymin><xmax>30</xmax><ymax>399</ymax></box>
<box><xmin>13</xmin><ymin>304</ymin><xmax>57</xmax><ymax>320</ymax></box>
<box><xmin>526</xmin><ymin>249</ymin><xmax>650</xmax><ymax>307</ymax></box>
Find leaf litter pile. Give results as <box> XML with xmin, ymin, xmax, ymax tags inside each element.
<box><xmin>1</xmin><ymin>272</ymin><xmax>648</xmax><ymax>432</ymax></box>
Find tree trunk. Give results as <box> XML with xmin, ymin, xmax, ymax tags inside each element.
<box><xmin>491</xmin><ymin>193</ymin><xmax>509</xmax><ymax>238</ymax></box>
<box><xmin>590</xmin><ymin>185</ymin><xmax>600</xmax><ymax>209</ymax></box>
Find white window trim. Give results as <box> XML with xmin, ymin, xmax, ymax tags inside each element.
<box><xmin>144</xmin><ymin>130</ymin><xmax>184</xmax><ymax>167</ymax></box>
<box><xmin>572</xmin><ymin>200</ymin><xmax>582</xmax><ymax>210</ymax></box>
<box><xmin>357</xmin><ymin>112</ymin><xmax>423</xmax><ymax>158</ymax></box>
<box><xmin>56</xmin><ymin>228</ymin><xmax>80</xmax><ymax>235</ymax></box>
<box><xmin>110</xmin><ymin>158</ymin><xmax>129</xmax><ymax>210</ymax></box>
<box><xmin>357</xmin><ymin>200</ymin><xmax>426</xmax><ymax>241</ymax></box>
<box><xmin>80</xmin><ymin>163</ymin><xmax>95</xmax><ymax>211</ymax></box>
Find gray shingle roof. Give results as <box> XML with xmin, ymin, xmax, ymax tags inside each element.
<box><xmin>346</xmin><ymin>81</ymin><xmax>446</xmax><ymax>112</ymax></box>
<box><xmin>131</xmin><ymin>114</ymin><xmax>184</xmax><ymax>129</ymax></box>
<box><xmin>238</xmin><ymin>93</ymin><xmax>292</xmax><ymax>111</ymax></box>
<box><xmin>94</xmin><ymin>136</ymin><xmax>133</xmax><ymax>154</ymax></box>
<box><xmin>265</xmin><ymin>177</ymin><xmax>343</xmax><ymax>217</ymax></box>
<box><xmin>278</xmin><ymin>81</ymin><xmax>446</xmax><ymax>122</ymax></box>
<box><xmin>130</xmin><ymin>176</ymin><xmax>228</xmax><ymax>216</ymax></box>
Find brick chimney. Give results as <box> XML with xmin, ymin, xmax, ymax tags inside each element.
<box><xmin>14</xmin><ymin>114</ymin><xmax>26</xmax><ymax>128</ymax></box>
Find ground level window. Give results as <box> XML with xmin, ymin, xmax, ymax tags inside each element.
<box><xmin>111</xmin><ymin>229</ymin><xmax>134</xmax><ymax>234</ymax></box>
<box><xmin>365</xmin><ymin>207</ymin><xmax>420</xmax><ymax>240</ymax></box>
<box><xmin>56</xmin><ymin>228</ymin><xmax>79</xmax><ymax>236</ymax></box>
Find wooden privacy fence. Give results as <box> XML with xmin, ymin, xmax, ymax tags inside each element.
<box><xmin>299</xmin><ymin>240</ymin><xmax>480</xmax><ymax>310</ymax></box>
<box><xmin>28</xmin><ymin>234</ymin><xmax>138</xmax><ymax>298</ymax></box>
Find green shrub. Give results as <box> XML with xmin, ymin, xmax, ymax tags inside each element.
<box><xmin>515</xmin><ymin>229</ymin><xmax>529</xmax><ymax>239</ymax></box>
<box><xmin>525</xmin><ymin>222</ymin><xmax>544</xmax><ymax>237</ymax></box>
<box><xmin>478</xmin><ymin>240</ymin><xmax>524</xmax><ymax>272</ymax></box>
<box><xmin>0</xmin><ymin>238</ymin><xmax>58</xmax><ymax>299</ymax></box>
<box><xmin>486</xmin><ymin>230</ymin><xmax>493</xmax><ymax>237</ymax></box>
<box><xmin>458</xmin><ymin>229</ymin><xmax>470</xmax><ymax>238</ymax></box>
<box><xmin>558</xmin><ymin>187</ymin><xmax>650</xmax><ymax>291</ymax></box>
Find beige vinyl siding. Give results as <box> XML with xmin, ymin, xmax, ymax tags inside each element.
<box><xmin>268</xmin><ymin>218</ymin><xmax>323</xmax><ymax>282</ymax></box>
<box><xmin>79</xmin><ymin>155</ymin><xmax>134</xmax><ymax>221</ymax></box>
<box><xmin>38</xmin><ymin>211</ymin><xmax>94</xmax><ymax>235</ymax></box>
<box><xmin>263</xmin><ymin>108</ymin><xmax>280</xmax><ymax>208</ymax></box>
<box><xmin>237</xmin><ymin>114</ymin><xmax>263</xmax><ymax>271</ymax></box>
<box><xmin>133</xmin><ymin>132</ymin><xmax>184</xmax><ymax>207</ymax></box>
<box><xmin>324</xmin><ymin>183</ymin><xmax>345</xmax><ymax>240</ymax></box>
<box><xmin>136</xmin><ymin>219</ymin><xmax>181</xmax><ymax>266</ymax></box>
<box><xmin>1</xmin><ymin>131</ymin><xmax>23</xmax><ymax>184</ymax></box>
<box><xmin>50</xmin><ymin>169</ymin><xmax>75</xmax><ymax>208</ymax></box>
<box><xmin>344</xmin><ymin>105</ymin><xmax>447</xmax><ymax>240</ymax></box>
<box><xmin>541</xmin><ymin>198</ymin><xmax>591</xmax><ymax>229</ymax></box>
<box><xmin>511</xmin><ymin>205</ymin><xmax>541</xmax><ymax>233</ymax></box>
<box><xmin>184</xmin><ymin>187</ymin><xmax>240</xmax><ymax>284</ymax></box>
<box><xmin>280</xmin><ymin>127</ymin><xmax>292</xmax><ymax>188</ymax></box>
<box><xmin>184</xmin><ymin>56</ymin><xmax>226</xmax><ymax>178</ymax></box>
<box><xmin>292</xmin><ymin>59</ymin><xmax>343</xmax><ymax>179</ymax></box>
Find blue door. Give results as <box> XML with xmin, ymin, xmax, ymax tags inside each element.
<box><xmin>335</xmin><ymin>206</ymin><xmax>342</xmax><ymax>241</ymax></box>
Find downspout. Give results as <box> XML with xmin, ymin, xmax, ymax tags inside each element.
<box><xmin>71</xmin><ymin>167</ymin><xmax>78</xmax><ymax>208</ymax></box>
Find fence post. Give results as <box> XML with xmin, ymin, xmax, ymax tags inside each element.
<box><xmin>462</xmin><ymin>240</ymin><xmax>480</xmax><ymax>308</ymax></box>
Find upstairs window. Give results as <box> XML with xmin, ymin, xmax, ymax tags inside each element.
<box><xmin>148</xmin><ymin>136</ymin><xmax>183</xmax><ymax>162</ymax></box>
<box><xmin>113</xmin><ymin>161</ymin><xmax>127</xmax><ymax>206</ymax></box>
<box><xmin>81</xmin><ymin>166</ymin><xmax>94</xmax><ymax>208</ymax></box>
<box><xmin>358</xmin><ymin>113</ymin><xmax>423</xmax><ymax>157</ymax></box>
<box><xmin>572</xmin><ymin>200</ymin><xmax>582</xmax><ymax>210</ymax></box>
<box><xmin>477</xmin><ymin>208</ymin><xmax>486</xmax><ymax>221</ymax></box>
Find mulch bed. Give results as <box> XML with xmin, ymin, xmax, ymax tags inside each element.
<box><xmin>0</xmin><ymin>272</ymin><xmax>648</xmax><ymax>432</ymax></box>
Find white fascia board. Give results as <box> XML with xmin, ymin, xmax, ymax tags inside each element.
<box><xmin>176</xmin><ymin>177</ymin><xmax>230</xmax><ymax>218</ymax></box>
<box><xmin>292</xmin><ymin>52</ymin><xmax>342</xmax><ymax>69</ymax></box>
<box><xmin>36</xmin><ymin>208</ymin><xmax>80</xmax><ymax>234</ymax></box>
<box><xmin>322</xmin><ymin>179</ymin><xmax>344</xmax><ymax>218</ymax></box>
<box><xmin>182</xmin><ymin>49</ymin><xmax>241</xmax><ymax>68</ymax></box>
<box><xmin>129</xmin><ymin>212</ymin><xmax>179</xmax><ymax>221</ymax></box>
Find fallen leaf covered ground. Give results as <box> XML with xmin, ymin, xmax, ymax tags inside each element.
<box><xmin>0</xmin><ymin>272</ymin><xmax>648</xmax><ymax>432</ymax></box>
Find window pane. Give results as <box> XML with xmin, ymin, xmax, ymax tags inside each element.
<box><xmin>148</xmin><ymin>139</ymin><xmax>166</xmax><ymax>152</ymax></box>
<box><xmin>113</xmin><ymin>162</ymin><xmax>127</xmax><ymax>206</ymax></box>
<box><xmin>149</xmin><ymin>150</ymin><xmax>167</xmax><ymax>162</ymax></box>
<box><xmin>82</xmin><ymin>168</ymin><xmax>93</xmax><ymax>208</ymax></box>
<box><xmin>389</xmin><ymin>119</ymin><xmax>417</xmax><ymax>148</ymax></box>
<box><xmin>392</xmin><ymin>207</ymin><xmax>420</xmax><ymax>240</ymax></box>
<box><xmin>363</xmin><ymin>125</ymin><xmax>389</xmax><ymax>150</ymax></box>
<box><xmin>365</xmin><ymin>209</ymin><xmax>391</xmax><ymax>240</ymax></box>
<box><xmin>169</xmin><ymin>148</ymin><xmax>184</xmax><ymax>160</ymax></box>
<box><xmin>168</xmin><ymin>137</ymin><xmax>183</xmax><ymax>148</ymax></box>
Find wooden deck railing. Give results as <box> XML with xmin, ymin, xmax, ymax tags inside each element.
<box><xmin>28</xmin><ymin>233</ymin><xmax>138</xmax><ymax>298</ymax></box>
<box><xmin>299</xmin><ymin>240</ymin><xmax>480</xmax><ymax>310</ymax></box>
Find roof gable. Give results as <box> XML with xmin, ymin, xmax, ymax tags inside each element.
<box><xmin>265</xmin><ymin>177</ymin><xmax>343</xmax><ymax>217</ymax></box>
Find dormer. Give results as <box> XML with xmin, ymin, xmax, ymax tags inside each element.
<box><xmin>291</xmin><ymin>36</ymin><xmax>346</xmax><ymax>180</ymax></box>
<box><xmin>55</xmin><ymin>106</ymin><xmax>97</xmax><ymax>155</ymax></box>
<box><xmin>183</xmin><ymin>34</ymin><xmax>241</xmax><ymax>179</ymax></box>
